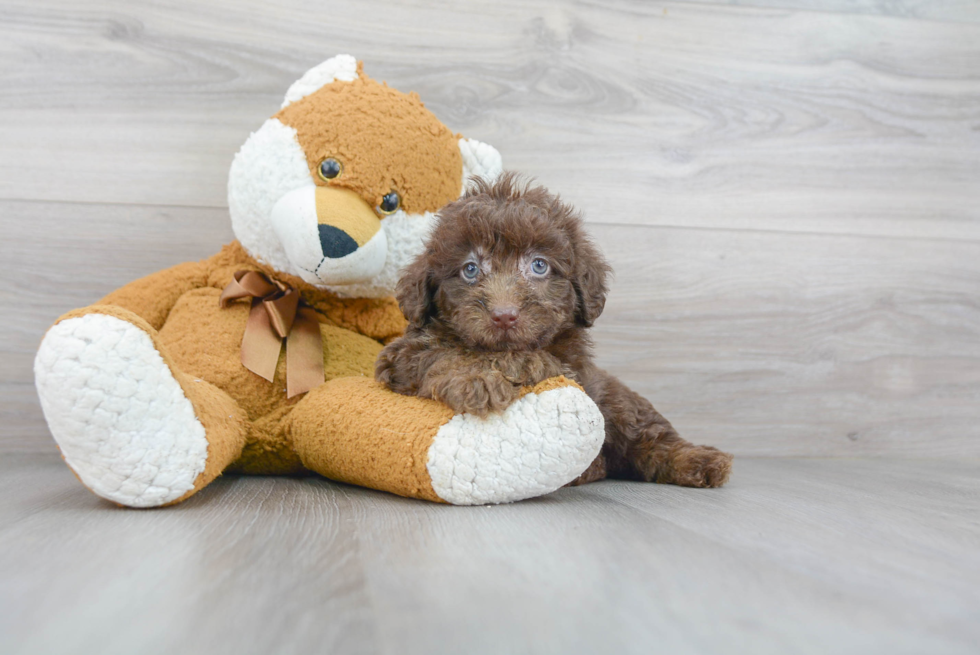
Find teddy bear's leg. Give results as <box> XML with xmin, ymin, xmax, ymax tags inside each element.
<box><xmin>287</xmin><ymin>376</ymin><xmax>605</xmax><ymax>505</ymax></box>
<box><xmin>35</xmin><ymin>305</ymin><xmax>249</xmax><ymax>508</ymax></box>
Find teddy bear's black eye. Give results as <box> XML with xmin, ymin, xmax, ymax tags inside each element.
<box><xmin>530</xmin><ymin>258</ymin><xmax>549</xmax><ymax>275</ymax></box>
<box><xmin>318</xmin><ymin>158</ymin><xmax>342</xmax><ymax>181</ymax></box>
<box><xmin>379</xmin><ymin>191</ymin><xmax>401</xmax><ymax>215</ymax></box>
<box><xmin>462</xmin><ymin>262</ymin><xmax>480</xmax><ymax>281</ymax></box>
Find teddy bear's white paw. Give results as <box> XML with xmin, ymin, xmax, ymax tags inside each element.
<box><xmin>34</xmin><ymin>314</ymin><xmax>209</xmax><ymax>508</ymax></box>
<box><xmin>426</xmin><ymin>386</ymin><xmax>605</xmax><ymax>505</ymax></box>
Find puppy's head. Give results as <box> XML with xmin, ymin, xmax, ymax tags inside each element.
<box><xmin>397</xmin><ymin>173</ymin><xmax>611</xmax><ymax>350</ymax></box>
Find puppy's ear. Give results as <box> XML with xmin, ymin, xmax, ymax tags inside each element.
<box><xmin>571</xmin><ymin>230</ymin><xmax>611</xmax><ymax>327</ymax></box>
<box><xmin>396</xmin><ymin>254</ymin><xmax>436</xmax><ymax>328</ymax></box>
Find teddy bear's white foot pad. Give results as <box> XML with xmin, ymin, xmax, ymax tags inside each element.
<box><xmin>427</xmin><ymin>386</ymin><xmax>605</xmax><ymax>505</ymax></box>
<box><xmin>34</xmin><ymin>314</ymin><xmax>208</xmax><ymax>508</ymax></box>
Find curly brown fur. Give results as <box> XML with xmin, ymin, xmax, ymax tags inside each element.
<box><xmin>376</xmin><ymin>173</ymin><xmax>732</xmax><ymax>488</ymax></box>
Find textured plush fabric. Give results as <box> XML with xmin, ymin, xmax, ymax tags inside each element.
<box><xmin>135</xmin><ymin>242</ymin><xmax>394</xmax><ymax>472</ymax></box>
<box><xmin>427</xmin><ymin>378</ymin><xmax>606</xmax><ymax>505</ymax></box>
<box><xmin>36</xmin><ymin>307</ymin><xmax>248</xmax><ymax>507</ymax></box>
<box><xmin>227</xmin><ymin>118</ymin><xmax>312</xmax><ymax>276</ymax></box>
<box><xmin>275</xmin><ymin>63</ymin><xmax>463</xmax><ymax>216</ymax></box>
<box><xmin>458</xmin><ymin>137</ymin><xmax>504</xmax><ymax>190</ymax></box>
<box><xmin>100</xmin><ymin>261</ymin><xmax>209</xmax><ymax>331</ymax></box>
<box><xmin>280</xmin><ymin>54</ymin><xmax>359</xmax><ymax>108</ymax></box>
<box><xmin>289</xmin><ymin>377</ymin><xmax>453</xmax><ymax>502</ymax></box>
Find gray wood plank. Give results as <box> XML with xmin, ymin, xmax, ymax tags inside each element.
<box><xmin>1</xmin><ymin>0</ymin><xmax>978</xmax><ymax>240</ymax></box>
<box><xmin>0</xmin><ymin>455</ymin><xmax>380</xmax><ymax>655</ymax></box>
<box><xmin>6</xmin><ymin>200</ymin><xmax>978</xmax><ymax>456</ymax></box>
<box><xmin>590</xmin><ymin>224</ymin><xmax>980</xmax><ymax>458</ymax></box>
<box><xmin>1</xmin><ymin>455</ymin><xmax>977</xmax><ymax>655</ymax></box>
<box><xmin>674</xmin><ymin>0</ymin><xmax>980</xmax><ymax>24</ymax></box>
<box><xmin>349</xmin><ymin>457</ymin><xmax>980</xmax><ymax>655</ymax></box>
<box><xmin>584</xmin><ymin>457</ymin><xmax>980</xmax><ymax>616</ymax></box>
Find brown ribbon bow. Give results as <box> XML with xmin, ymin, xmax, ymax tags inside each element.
<box><xmin>219</xmin><ymin>270</ymin><xmax>324</xmax><ymax>398</ymax></box>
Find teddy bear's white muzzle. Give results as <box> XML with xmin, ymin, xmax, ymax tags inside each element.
<box><xmin>270</xmin><ymin>185</ymin><xmax>388</xmax><ymax>286</ymax></box>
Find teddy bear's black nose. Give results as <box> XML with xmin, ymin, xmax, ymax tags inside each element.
<box><xmin>318</xmin><ymin>224</ymin><xmax>359</xmax><ymax>259</ymax></box>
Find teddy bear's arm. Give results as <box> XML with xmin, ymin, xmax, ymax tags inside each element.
<box><xmin>289</xmin><ymin>376</ymin><xmax>606</xmax><ymax>505</ymax></box>
<box><xmin>98</xmin><ymin>260</ymin><xmax>210</xmax><ymax>330</ymax></box>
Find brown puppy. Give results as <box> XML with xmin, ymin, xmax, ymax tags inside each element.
<box><xmin>376</xmin><ymin>174</ymin><xmax>732</xmax><ymax>488</ymax></box>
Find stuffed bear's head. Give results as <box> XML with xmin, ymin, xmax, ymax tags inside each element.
<box><xmin>228</xmin><ymin>54</ymin><xmax>502</xmax><ymax>298</ymax></box>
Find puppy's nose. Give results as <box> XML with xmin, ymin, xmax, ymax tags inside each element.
<box><xmin>491</xmin><ymin>307</ymin><xmax>519</xmax><ymax>330</ymax></box>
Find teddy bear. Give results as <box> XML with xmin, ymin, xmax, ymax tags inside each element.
<box><xmin>34</xmin><ymin>55</ymin><xmax>605</xmax><ymax>508</ymax></box>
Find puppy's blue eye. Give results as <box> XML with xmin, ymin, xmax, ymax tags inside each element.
<box><xmin>462</xmin><ymin>262</ymin><xmax>480</xmax><ymax>280</ymax></box>
<box><xmin>531</xmin><ymin>258</ymin><xmax>549</xmax><ymax>275</ymax></box>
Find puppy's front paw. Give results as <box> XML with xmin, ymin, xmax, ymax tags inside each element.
<box><xmin>374</xmin><ymin>349</ymin><xmax>396</xmax><ymax>387</ymax></box>
<box><xmin>661</xmin><ymin>446</ymin><xmax>733</xmax><ymax>488</ymax></box>
<box><xmin>374</xmin><ymin>340</ymin><xmax>416</xmax><ymax>394</ymax></box>
<box><xmin>431</xmin><ymin>372</ymin><xmax>519</xmax><ymax>418</ymax></box>
<box><xmin>491</xmin><ymin>351</ymin><xmax>569</xmax><ymax>387</ymax></box>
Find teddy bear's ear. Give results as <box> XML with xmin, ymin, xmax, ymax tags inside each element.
<box><xmin>280</xmin><ymin>54</ymin><xmax>359</xmax><ymax>109</ymax></box>
<box><xmin>458</xmin><ymin>138</ymin><xmax>503</xmax><ymax>195</ymax></box>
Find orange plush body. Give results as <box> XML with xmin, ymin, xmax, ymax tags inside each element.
<box><xmin>34</xmin><ymin>56</ymin><xmax>605</xmax><ymax>507</ymax></box>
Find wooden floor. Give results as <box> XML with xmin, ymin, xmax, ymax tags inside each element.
<box><xmin>1</xmin><ymin>454</ymin><xmax>977</xmax><ymax>655</ymax></box>
<box><xmin>2</xmin><ymin>0</ymin><xmax>979</xmax><ymax>652</ymax></box>
<box><xmin>4</xmin><ymin>0</ymin><xmax>980</xmax><ymax>458</ymax></box>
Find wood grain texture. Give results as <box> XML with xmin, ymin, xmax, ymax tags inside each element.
<box><xmin>1</xmin><ymin>454</ymin><xmax>977</xmax><ymax>655</ymax></box>
<box><xmin>2</xmin><ymin>1</ymin><xmax>979</xmax><ymax>457</ymax></box>
<box><xmin>1</xmin><ymin>0</ymin><xmax>978</xmax><ymax>239</ymax></box>
<box><xmin>679</xmin><ymin>0</ymin><xmax>980</xmax><ymax>23</ymax></box>
<box><xmin>0</xmin><ymin>455</ymin><xmax>379</xmax><ymax>655</ymax></box>
<box><xmin>590</xmin><ymin>225</ymin><xmax>980</xmax><ymax>457</ymax></box>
